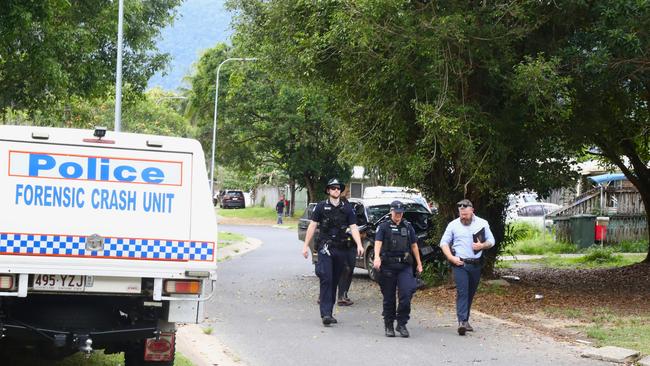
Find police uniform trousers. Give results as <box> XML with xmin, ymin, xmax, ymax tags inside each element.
<box><xmin>379</xmin><ymin>262</ymin><xmax>417</xmax><ymax>325</ymax></box>
<box><xmin>337</xmin><ymin>246</ymin><xmax>356</xmax><ymax>299</ymax></box>
<box><xmin>452</xmin><ymin>262</ymin><xmax>482</xmax><ymax>322</ymax></box>
<box><xmin>315</xmin><ymin>246</ymin><xmax>346</xmax><ymax>318</ymax></box>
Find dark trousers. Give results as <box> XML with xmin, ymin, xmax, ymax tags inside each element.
<box><xmin>337</xmin><ymin>247</ymin><xmax>356</xmax><ymax>299</ymax></box>
<box><xmin>315</xmin><ymin>247</ymin><xmax>346</xmax><ymax>317</ymax></box>
<box><xmin>452</xmin><ymin>263</ymin><xmax>482</xmax><ymax>322</ymax></box>
<box><xmin>379</xmin><ymin>262</ymin><xmax>416</xmax><ymax>325</ymax></box>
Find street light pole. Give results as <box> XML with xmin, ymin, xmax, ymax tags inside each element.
<box><xmin>114</xmin><ymin>0</ymin><xmax>124</xmax><ymax>132</ymax></box>
<box><xmin>209</xmin><ymin>57</ymin><xmax>257</xmax><ymax>197</ymax></box>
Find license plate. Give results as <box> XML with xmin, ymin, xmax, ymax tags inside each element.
<box><xmin>33</xmin><ymin>274</ymin><xmax>87</xmax><ymax>292</ymax></box>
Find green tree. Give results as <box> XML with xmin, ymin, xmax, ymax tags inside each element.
<box><xmin>0</xmin><ymin>0</ymin><xmax>180</xmax><ymax>113</ymax></box>
<box><xmin>511</xmin><ymin>1</ymin><xmax>650</xmax><ymax>262</ymax></box>
<box><xmin>185</xmin><ymin>44</ymin><xmax>351</xmax><ymax>205</ymax></box>
<box><xmin>227</xmin><ymin>0</ymin><xmax>579</xmax><ymax>273</ymax></box>
<box><xmin>2</xmin><ymin>90</ymin><xmax>195</xmax><ymax>138</ymax></box>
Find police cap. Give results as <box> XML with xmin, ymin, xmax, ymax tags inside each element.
<box><xmin>390</xmin><ymin>200</ymin><xmax>405</xmax><ymax>213</ymax></box>
<box><xmin>326</xmin><ymin>178</ymin><xmax>345</xmax><ymax>193</ymax></box>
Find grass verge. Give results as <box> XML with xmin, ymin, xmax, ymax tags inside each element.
<box><xmin>218</xmin><ymin>231</ymin><xmax>246</xmax><ymax>248</ymax></box>
<box><xmin>217</xmin><ymin>206</ymin><xmax>281</xmax><ymax>220</ymax></box>
<box><xmin>506</xmin><ymin>222</ymin><xmax>648</xmax><ymax>256</ymax></box>
<box><xmin>506</xmin><ymin>222</ymin><xmax>577</xmax><ymax>255</ymax></box>
<box><xmin>509</xmin><ymin>237</ymin><xmax>577</xmax><ymax>255</ymax></box>
<box><xmin>10</xmin><ymin>351</ymin><xmax>193</xmax><ymax>366</ymax></box>
<box><xmin>581</xmin><ymin>320</ymin><xmax>650</xmax><ymax>354</ymax></box>
<box><xmin>217</xmin><ymin>207</ymin><xmax>300</xmax><ymax>228</ymax></box>
<box><xmin>540</xmin><ymin>306</ymin><xmax>650</xmax><ymax>354</ymax></box>
<box><xmin>524</xmin><ymin>253</ymin><xmax>646</xmax><ymax>269</ymax></box>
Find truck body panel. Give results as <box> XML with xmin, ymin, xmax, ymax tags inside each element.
<box><xmin>0</xmin><ymin>126</ymin><xmax>217</xmax><ymax>362</ymax></box>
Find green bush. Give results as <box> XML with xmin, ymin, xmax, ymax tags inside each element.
<box><xmin>512</xmin><ymin>238</ymin><xmax>577</xmax><ymax>255</ymax></box>
<box><xmin>506</xmin><ymin>221</ymin><xmax>578</xmax><ymax>255</ymax></box>
<box><xmin>509</xmin><ymin>221</ymin><xmax>541</xmax><ymax>240</ymax></box>
<box><xmin>612</xmin><ymin>240</ymin><xmax>649</xmax><ymax>253</ymax></box>
<box><xmin>419</xmin><ymin>260</ymin><xmax>449</xmax><ymax>287</ymax></box>
<box><xmin>579</xmin><ymin>247</ymin><xmax>618</xmax><ymax>264</ymax></box>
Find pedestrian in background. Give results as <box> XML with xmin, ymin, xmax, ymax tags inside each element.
<box><xmin>440</xmin><ymin>199</ymin><xmax>495</xmax><ymax>336</ymax></box>
<box><xmin>373</xmin><ymin>200</ymin><xmax>423</xmax><ymax>338</ymax></box>
<box><xmin>284</xmin><ymin>197</ymin><xmax>290</xmax><ymax>217</ymax></box>
<box><xmin>276</xmin><ymin>195</ymin><xmax>285</xmax><ymax>225</ymax></box>
<box><xmin>302</xmin><ymin>178</ymin><xmax>364</xmax><ymax>326</ymax></box>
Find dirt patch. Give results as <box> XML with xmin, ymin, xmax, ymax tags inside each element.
<box><xmin>416</xmin><ymin>262</ymin><xmax>650</xmax><ymax>343</ymax></box>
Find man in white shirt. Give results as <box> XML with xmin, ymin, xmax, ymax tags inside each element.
<box><xmin>440</xmin><ymin>199</ymin><xmax>495</xmax><ymax>336</ymax></box>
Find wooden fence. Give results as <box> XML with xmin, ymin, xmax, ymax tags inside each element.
<box><xmin>554</xmin><ymin>214</ymin><xmax>647</xmax><ymax>245</ymax></box>
<box><xmin>551</xmin><ymin>186</ymin><xmax>647</xmax><ymax>244</ymax></box>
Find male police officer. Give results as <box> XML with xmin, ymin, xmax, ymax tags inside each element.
<box><xmin>303</xmin><ymin>178</ymin><xmax>364</xmax><ymax>326</ymax></box>
<box><xmin>440</xmin><ymin>198</ymin><xmax>495</xmax><ymax>335</ymax></box>
<box><xmin>373</xmin><ymin>200</ymin><xmax>423</xmax><ymax>337</ymax></box>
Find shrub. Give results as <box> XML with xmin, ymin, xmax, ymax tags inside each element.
<box><xmin>613</xmin><ymin>241</ymin><xmax>648</xmax><ymax>253</ymax></box>
<box><xmin>419</xmin><ymin>260</ymin><xmax>449</xmax><ymax>287</ymax></box>
<box><xmin>509</xmin><ymin>221</ymin><xmax>541</xmax><ymax>240</ymax></box>
<box><xmin>579</xmin><ymin>247</ymin><xmax>620</xmax><ymax>264</ymax></box>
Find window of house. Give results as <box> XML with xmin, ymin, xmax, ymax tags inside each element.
<box><xmin>350</xmin><ymin>182</ymin><xmax>363</xmax><ymax>198</ymax></box>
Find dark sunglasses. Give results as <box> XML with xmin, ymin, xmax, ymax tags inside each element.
<box><xmin>328</xmin><ymin>186</ymin><xmax>341</xmax><ymax>191</ymax></box>
<box><xmin>457</xmin><ymin>204</ymin><xmax>472</xmax><ymax>208</ymax></box>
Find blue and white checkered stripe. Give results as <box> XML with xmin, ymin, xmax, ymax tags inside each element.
<box><xmin>0</xmin><ymin>233</ymin><xmax>214</xmax><ymax>261</ymax></box>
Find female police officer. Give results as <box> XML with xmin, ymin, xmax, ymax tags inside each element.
<box><xmin>302</xmin><ymin>178</ymin><xmax>364</xmax><ymax>326</ymax></box>
<box><xmin>373</xmin><ymin>200</ymin><xmax>423</xmax><ymax>337</ymax></box>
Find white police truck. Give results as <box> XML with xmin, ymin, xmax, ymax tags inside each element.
<box><xmin>0</xmin><ymin>125</ymin><xmax>217</xmax><ymax>364</ymax></box>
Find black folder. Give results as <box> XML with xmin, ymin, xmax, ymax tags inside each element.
<box><xmin>472</xmin><ymin>227</ymin><xmax>485</xmax><ymax>254</ymax></box>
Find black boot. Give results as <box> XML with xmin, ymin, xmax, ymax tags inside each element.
<box><xmin>396</xmin><ymin>323</ymin><xmax>410</xmax><ymax>338</ymax></box>
<box><xmin>322</xmin><ymin>315</ymin><xmax>335</xmax><ymax>326</ymax></box>
<box><xmin>384</xmin><ymin>320</ymin><xmax>395</xmax><ymax>337</ymax></box>
<box><xmin>457</xmin><ymin>321</ymin><xmax>467</xmax><ymax>336</ymax></box>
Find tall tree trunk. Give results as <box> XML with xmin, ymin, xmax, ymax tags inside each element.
<box><xmin>605</xmin><ymin>147</ymin><xmax>650</xmax><ymax>263</ymax></box>
<box><xmin>480</xmin><ymin>200</ymin><xmax>506</xmax><ymax>277</ymax></box>
<box><xmin>304</xmin><ymin>174</ymin><xmax>317</xmax><ymax>204</ymax></box>
<box><xmin>641</xmin><ymin>192</ymin><xmax>650</xmax><ymax>264</ymax></box>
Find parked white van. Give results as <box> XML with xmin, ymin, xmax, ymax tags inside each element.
<box><xmin>0</xmin><ymin>125</ymin><xmax>217</xmax><ymax>364</ymax></box>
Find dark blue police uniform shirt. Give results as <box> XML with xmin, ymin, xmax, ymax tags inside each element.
<box><xmin>311</xmin><ymin>199</ymin><xmax>356</xmax><ymax>226</ymax></box>
<box><xmin>376</xmin><ymin>219</ymin><xmax>417</xmax><ymax>244</ymax></box>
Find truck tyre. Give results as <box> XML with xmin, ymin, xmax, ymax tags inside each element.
<box><xmin>123</xmin><ymin>332</ymin><xmax>176</xmax><ymax>366</ymax></box>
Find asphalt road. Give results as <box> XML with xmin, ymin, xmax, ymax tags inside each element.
<box><xmin>205</xmin><ymin>225</ymin><xmax>610</xmax><ymax>366</ymax></box>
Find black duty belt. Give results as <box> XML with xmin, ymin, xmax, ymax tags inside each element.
<box><xmin>460</xmin><ymin>257</ymin><xmax>482</xmax><ymax>265</ymax></box>
<box><xmin>382</xmin><ymin>256</ymin><xmax>410</xmax><ymax>264</ymax></box>
<box><xmin>319</xmin><ymin>240</ymin><xmax>348</xmax><ymax>250</ymax></box>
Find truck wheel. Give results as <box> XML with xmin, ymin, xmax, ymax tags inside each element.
<box><xmin>124</xmin><ymin>330</ymin><xmax>176</xmax><ymax>366</ymax></box>
<box><xmin>366</xmin><ymin>248</ymin><xmax>378</xmax><ymax>282</ymax></box>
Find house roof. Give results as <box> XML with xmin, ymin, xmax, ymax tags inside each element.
<box><xmin>588</xmin><ymin>173</ymin><xmax>627</xmax><ymax>185</ymax></box>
